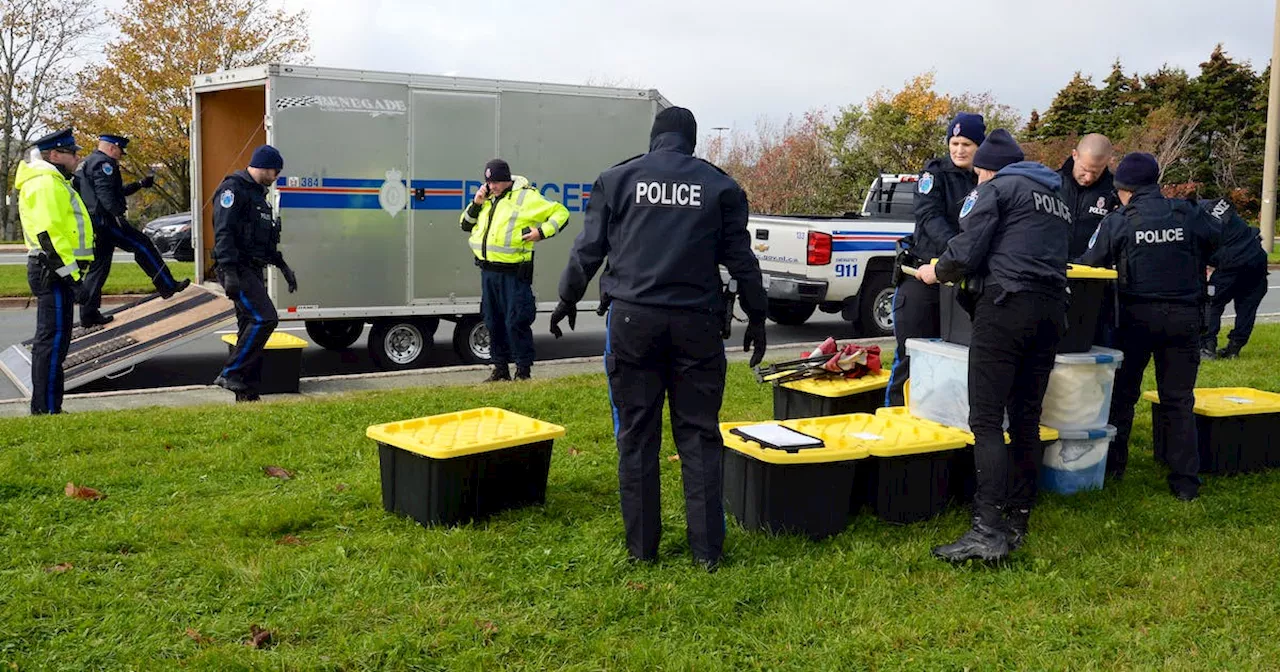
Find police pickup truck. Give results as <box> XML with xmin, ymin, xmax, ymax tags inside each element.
<box><xmin>749</xmin><ymin>173</ymin><xmax>918</xmax><ymax>336</ymax></box>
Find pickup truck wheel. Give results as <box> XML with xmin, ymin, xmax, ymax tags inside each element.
<box><xmin>766</xmin><ymin>300</ymin><xmax>817</xmax><ymax>326</ymax></box>
<box><xmin>368</xmin><ymin>318</ymin><xmax>434</xmax><ymax>370</ymax></box>
<box><xmin>452</xmin><ymin>315</ymin><xmax>492</xmax><ymax>365</ymax></box>
<box><xmin>859</xmin><ymin>272</ymin><xmax>895</xmax><ymax>337</ymax></box>
<box><xmin>305</xmin><ymin>320</ymin><xmax>364</xmax><ymax>350</ymax></box>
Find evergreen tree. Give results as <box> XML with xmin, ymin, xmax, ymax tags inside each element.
<box><xmin>1038</xmin><ymin>72</ymin><xmax>1097</xmax><ymax>137</ymax></box>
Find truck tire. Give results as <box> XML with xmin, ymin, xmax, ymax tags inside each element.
<box><xmin>305</xmin><ymin>320</ymin><xmax>364</xmax><ymax>350</ymax></box>
<box><xmin>452</xmin><ymin>315</ymin><xmax>492</xmax><ymax>365</ymax></box>
<box><xmin>859</xmin><ymin>272</ymin><xmax>895</xmax><ymax>337</ymax></box>
<box><xmin>766</xmin><ymin>300</ymin><xmax>817</xmax><ymax>326</ymax></box>
<box><xmin>368</xmin><ymin>318</ymin><xmax>435</xmax><ymax>370</ymax></box>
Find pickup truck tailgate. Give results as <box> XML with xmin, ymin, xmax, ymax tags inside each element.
<box><xmin>746</xmin><ymin>216</ymin><xmax>827</xmax><ymax>302</ymax></box>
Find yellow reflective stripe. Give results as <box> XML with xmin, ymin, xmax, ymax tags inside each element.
<box><xmin>469</xmin><ymin>241</ymin><xmax>525</xmax><ymax>256</ymax></box>
<box><xmin>63</xmin><ymin>184</ymin><xmax>91</xmax><ymax>256</ymax></box>
<box><xmin>56</xmin><ymin>262</ymin><xmax>77</xmax><ymax>278</ymax></box>
<box><xmin>502</xmin><ymin>190</ymin><xmax>530</xmax><ymax>249</ymax></box>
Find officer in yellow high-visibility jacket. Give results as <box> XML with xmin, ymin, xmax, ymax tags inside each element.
<box><xmin>460</xmin><ymin>159</ymin><xmax>570</xmax><ymax>382</ymax></box>
<box><xmin>16</xmin><ymin>128</ymin><xmax>95</xmax><ymax>415</ymax></box>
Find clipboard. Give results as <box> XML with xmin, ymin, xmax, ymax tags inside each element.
<box><xmin>729</xmin><ymin>424</ymin><xmax>826</xmax><ymax>453</ymax></box>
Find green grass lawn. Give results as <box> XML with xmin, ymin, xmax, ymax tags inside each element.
<box><xmin>3</xmin><ymin>328</ymin><xmax>1280</xmax><ymax>669</ymax></box>
<box><xmin>1269</xmin><ymin>245</ymin><xmax>1279</xmax><ymax>265</ymax></box>
<box><xmin>0</xmin><ymin>261</ymin><xmax>195</xmax><ymax>297</ymax></box>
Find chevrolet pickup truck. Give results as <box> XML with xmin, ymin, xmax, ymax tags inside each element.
<box><xmin>749</xmin><ymin>173</ymin><xmax>919</xmax><ymax>336</ymax></box>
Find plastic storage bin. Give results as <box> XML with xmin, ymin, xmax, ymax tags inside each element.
<box><xmin>367</xmin><ymin>408</ymin><xmax>565</xmax><ymax>526</ymax></box>
<box><xmin>875</xmin><ymin>406</ymin><xmax>1059</xmax><ymax>505</ymax></box>
<box><xmin>903</xmin><ymin>338</ymin><xmax>977</xmax><ymax>431</ymax></box>
<box><xmin>721</xmin><ymin>415</ymin><xmax>877</xmax><ymax>539</ymax></box>
<box><xmin>856</xmin><ymin>414</ymin><xmax>975</xmax><ymax>524</ymax></box>
<box><xmin>220</xmin><ymin>332</ymin><xmax>308</xmax><ymax>394</ymax></box>
<box><xmin>1039</xmin><ymin>425</ymin><xmax>1115</xmax><ymax>495</ymax></box>
<box><xmin>1039</xmin><ymin>346</ymin><xmax>1123</xmax><ymax>431</ymax></box>
<box><xmin>940</xmin><ymin>264</ymin><xmax>1116</xmax><ymax>354</ymax></box>
<box><xmin>1145</xmin><ymin>388</ymin><xmax>1280</xmax><ymax>475</ymax></box>
<box><xmin>772</xmin><ymin>371</ymin><xmax>888</xmax><ymax>420</ymax></box>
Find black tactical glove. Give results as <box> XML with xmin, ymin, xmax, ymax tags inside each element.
<box><xmin>743</xmin><ymin>318</ymin><xmax>767</xmax><ymax>368</ymax></box>
<box><xmin>138</xmin><ymin>173</ymin><xmax>156</xmax><ymax>189</ymax></box>
<box><xmin>219</xmin><ymin>266</ymin><xmax>241</xmax><ymax>296</ymax></box>
<box><xmin>549</xmin><ymin>300</ymin><xmax>577</xmax><ymax>339</ymax></box>
<box><xmin>280</xmin><ymin>265</ymin><xmax>298</xmax><ymax>293</ymax></box>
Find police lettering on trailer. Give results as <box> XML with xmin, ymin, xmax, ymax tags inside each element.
<box><xmin>634</xmin><ymin>181</ymin><xmax>703</xmax><ymax>208</ymax></box>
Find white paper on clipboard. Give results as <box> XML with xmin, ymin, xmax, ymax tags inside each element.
<box><xmin>731</xmin><ymin>423</ymin><xmax>824</xmax><ymax>449</ymax></box>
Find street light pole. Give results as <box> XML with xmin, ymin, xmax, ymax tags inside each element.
<box><xmin>1261</xmin><ymin>0</ymin><xmax>1280</xmax><ymax>252</ymax></box>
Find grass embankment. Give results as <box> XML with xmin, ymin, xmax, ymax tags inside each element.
<box><xmin>0</xmin><ymin>262</ymin><xmax>195</xmax><ymax>298</ymax></box>
<box><xmin>3</xmin><ymin>328</ymin><xmax>1280</xmax><ymax>668</ymax></box>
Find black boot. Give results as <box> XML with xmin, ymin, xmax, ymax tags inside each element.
<box><xmin>80</xmin><ymin>312</ymin><xmax>114</xmax><ymax>329</ymax></box>
<box><xmin>159</xmin><ymin>278</ymin><xmax>191</xmax><ymax>299</ymax></box>
<box><xmin>1199</xmin><ymin>347</ymin><xmax>1217</xmax><ymax>361</ymax></box>
<box><xmin>933</xmin><ymin>506</ymin><xmax>1010</xmax><ymax>563</ymax></box>
<box><xmin>214</xmin><ymin>374</ymin><xmax>248</xmax><ymax>393</ymax></box>
<box><xmin>1216</xmin><ymin>344</ymin><xmax>1241</xmax><ymax>360</ymax></box>
<box><xmin>484</xmin><ymin>365</ymin><xmax>511</xmax><ymax>383</ymax></box>
<box><xmin>514</xmin><ymin>365</ymin><xmax>531</xmax><ymax>381</ymax></box>
<box><xmin>1005</xmin><ymin>507</ymin><xmax>1031</xmax><ymax>552</ymax></box>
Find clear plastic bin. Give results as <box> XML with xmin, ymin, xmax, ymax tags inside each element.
<box><xmin>1040</xmin><ymin>425</ymin><xmax>1115</xmax><ymax>495</ymax></box>
<box><xmin>1039</xmin><ymin>347</ymin><xmax>1124</xmax><ymax>431</ymax></box>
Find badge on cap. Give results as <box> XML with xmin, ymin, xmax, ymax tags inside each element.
<box><xmin>953</xmin><ymin>123</ymin><xmax>962</xmax><ymax>137</ymax></box>
<box><xmin>220</xmin><ymin>190</ymin><xmax>234</xmax><ymax>208</ymax></box>
<box><xmin>960</xmin><ymin>191</ymin><xmax>978</xmax><ymax>218</ymax></box>
<box><xmin>485</xmin><ymin>168</ymin><xmax>492</xmax><ymax>180</ymax></box>
<box><xmin>102</xmin><ymin>163</ymin><xmax>113</xmax><ymax>176</ymax></box>
<box><xmin>919</xmin><ymin>172</ymin><xmax>934</xmax><ymax>195</ymax></box>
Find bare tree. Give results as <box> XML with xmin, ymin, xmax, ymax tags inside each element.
<box><xmin>1210</xmin><ymin>123</ymin><xmax>1254</xmax><ymax>191</ymax></box>
<box><xmin>1120</xmin><ymin>106</ymin><xmax>1203</xmax><ymax>181</ymax></box>
<box><xmin>0</xmin><ymin>0</ymin><xmax>96</xmax><ymax>240</ymax></box>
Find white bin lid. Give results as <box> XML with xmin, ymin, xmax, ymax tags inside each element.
<box><xmin>1054</xmin><ymin>346</ymin><xmax>1124</xmax><ymax>366</ymax></box>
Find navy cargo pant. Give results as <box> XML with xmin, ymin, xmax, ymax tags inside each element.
<box><xmin>480</xmin><ymin>269</ymin><xmax>535</xmax><ymax>369</ymax></box>
<box><xmin>605</xmin><ymin>301</ymin><xmax>727</xmax><ymax>564</ymax></box>
<box><xmin>218</xmin><ymin>264</ymin><xmax>278</xmax><ymax>394</ymax></box>
<box><xmin>80</xmin><ymin>216</ymin><xmax>181</xmax><ymax>324</ymax></box>
<box><xmin>1202</xmin><ymin>265</ymin><xmax>1269</xmax><ymax>353</ymax></box>
<box><xmin>968</xmin><ymin>288</ymin><xmax>1065</xmax><ymax>519</ymax></box>
<box><xmin>886</xmin><ymin>277</ymin><xmax>940</xmax><ymax>406</ymax></box>
<box><xmin>1108</xmin><ymin>301</ymin><xmax>1201</xmax><ymax>492</ymax></box>
<box><xmin>28</xmin><ymin>258</ymin><xmax>75</xmax><ymax>415</ymax></box>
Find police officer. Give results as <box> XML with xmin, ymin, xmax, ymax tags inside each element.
<box><xmin>15</xmin><ymin>128</ymin><xmax>95</xmax><ymax>415</ymax></box>
<box><xmin>1197</xmin><ymin>196</ymin><xmax>1269</xmax><ymax>360</ymax></box>
<box><xmin>1058</xmin><ymin>134</ymin><xmax>1120</xmax><ymax>258</ymax></box>
<box><xmin>76</xmin><ymin>133</ymin><xmax>188</xmax><ymax>327</ymax></box>
<box><xmin>460</xmin><ymin>159</ymin><xmax>570</xmax><ymax>382</ymax></box>
<box><xmin>211</xmin><ymin>145</ymin><xmax>297</xmax><ymax>402</ymax></box>
<box><xmin>1078</xmin><ymin>153</ymin><xmax>1219</xmax><ymax>499</ymax></box>
<box><xmin>916</xmin><ymin>130</ymin><xmax>1070</xmax><ymax>562</ymax></box>
<box><xmin>550</xmin><ymin>107</ymin><xmax>767</xmax><ymax>571</ymax></box>
<box><xmin>886</xmin><ymin>113</ymin><xmax>984</xmax><ymax>406</ymax></box>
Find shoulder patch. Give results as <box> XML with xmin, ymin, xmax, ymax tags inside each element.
<box><xmin>1087</xmin><ymin>224</ymin><xmax>1101</xmax><ymax>250</ymax></box>
<box><xmin>102</xmin><ymin>163</ymin><xmax>114</xmax><ymax>176</ymax></box>
<box><xmin>219</xmin><ymin>190</ymin><xmax>235</xmax><ymax>209</ymax></box>
<box><xmin>918</xmin><ymin>172</ymin><xmax>934</xmax><ymax>195</ymax></box>
<box><xmin>959</xmin><ymin>190</ymin><xmax>978</xmax><ymax>218</ymax></box>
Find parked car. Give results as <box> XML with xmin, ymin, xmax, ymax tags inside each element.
<box><xmin>142</xmin><ymin>211</ymin><xmax>194</xmax><ymax>261</ymax></box>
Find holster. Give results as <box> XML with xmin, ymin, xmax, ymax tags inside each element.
<box><xmin>893</xmin><ymin>236</ymin><xmax>923</xmax><ymax>288</ymax></box>
<box><xmin>956</xmin><ymin>277</ymin><xmax>981</xmax><ymax>317</ymax></box>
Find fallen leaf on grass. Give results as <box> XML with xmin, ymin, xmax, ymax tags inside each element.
<box><xmin>568</xmin><ymin>447</ymin><xmax>581</xmax><ymax>457</ymax></box>
<box><xmin>163</xmin><ymin>444</ymin><xmax>173</xmax><ymax>452</ymax></box>
<box><xmin>475</xmin><ymin>620</ymin><xmax>499</xmax><ymax>639</ymax></box>
<box><xmin>276</xmin><ymin>535</ymin><xmax>304</xmax><ymax>546</ymax></box>
<box><xmin>334</xmin><ymin>483</ymin><xmax>349</xmax><ymax>492</ymax></box>
<box><xmin>626</xmin><ymin>581</ymin><xmax>647</xmax><ymax>591</ymax></box>
<box><xmin>263</xmin><ymin>466</ymin><xmax>293</xmax><ymax>480</ymax></box>
<box><xmin>667</xmin><ymin>455</ymin><xmax>680</xmax><ymax>462</ymax></box>
<box><xmin>64</xmin><ymin>482</ymin><xmax>105</xmax><ymax>501</ymax></box>
<box><xmin>45</xmin><ymin>563</ymin><xmax>73</xmax><ymax>574</ymax></box>
<box><xmin>245</xmin><ymin>624</ymin><xmax>272</xmax><ymax>649</ymax></box>
<box><xmin>185</xmin><ymin>628</ymin><xmax>212</xmax><ymax>646</ymax></box>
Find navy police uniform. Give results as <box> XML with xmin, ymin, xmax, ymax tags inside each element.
<box><xmin>1079</xmin><ymin>153</ymin><xmax>1219</xmax><ymax>499</ymax></box>
<box><xmin>211</xmin><ymin>146</ymin><xmax>296</xmax><ymax>400</ymax></box>
<box><xmin>76</xmin><ymin>134</ymin><xmax>184</xmax><ymax>326</ymax></box>
<box><xmin>1197</xmin><ymin>197</ymin><xmax>1268</xmax><ymax>358</ymax></box>
<box><xmin>1057</xmin><ymin>157</ymin><xmax>1120</xmax><ymax>258</ymax></box>
<box><xmin>930</xmin><ymin>131</ymin><xmax>1069</xmax><ymax>563</ymax></box>
<box><xmin>554</xmin><ymin>108</ymin><xmax>767</xmax><ymax>569</ymax></box>
<box><xmin>887</xmin><ymin>114</ymin><xmax>984</xmax><ymax>406</ymax></box>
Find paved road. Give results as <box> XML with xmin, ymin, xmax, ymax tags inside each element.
<box><xmin>0</xmin><ymin>252</ymin><xmax>136</xmax><ymax>265</ymax></box>
<box><xmin>0</xmin><ymin>307</ymin><xmax>865</xmax><ymax>400</ymax></box>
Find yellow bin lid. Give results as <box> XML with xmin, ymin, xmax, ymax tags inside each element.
<box><xmin>779</xmin><ymin>370</ymin><xmax>889</xmax><ymax>397</ymax></box>
<box><xmin>874</xmin><ymin>406</ymin><xmax>1059</xmax><ymax>443</ymax></box>
<box><xmin>722</xmin><ymin>412</ymin><xmax>968</xmax><ymax>464</ymax></box>
<box><xmin>367</xmin><ymin>407</ymin><xmax>566</xmax><ymax>459</ymax></box>
<box><xmin>221</xmin><ymin>332</ymin><xmax>309</xmax><ymax>350</ymax></box>
<box><xmin>1143</xmin><ymin>388</ymin><xmax>1280</xmax><ymax>417</ymax></box>
<box><xmin>1067</xmin><ymin>263</ymin><xmax>1117</xmax><ymax>280</ymax></box>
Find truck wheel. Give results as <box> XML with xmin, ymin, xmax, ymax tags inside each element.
<box><xmin>368</xmin><ymin>318</ymin><xmax>435</xmax><ymax>370</ymax></box>
<box><xmin>766</xmin><ymin>300</ymin><xmax>817</xmax><ymax>326</ymax></box>
<box><xmin>305</xmin><ymin>320</ymin><xmax>364</xmax><ymax>350</ymax></box>
<box><xmin>859</xmin><ymin>272</ymin><xmax>895</xmax><ymax>337</ymax></box>
<box><xmin>452</xmin><ymin>315</ymin><xmax>492</xmax><ymax>365</ymax></box>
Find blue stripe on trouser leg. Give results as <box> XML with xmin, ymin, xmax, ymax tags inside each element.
<box><xmin>885</xmin><ymin>286</ymin><xmax>904</xmax><ymax>406</ymax></box>
<box><xmin>118</xmin><ymin>224</ymin><xmax>175</xmax><ymax>291</ymax></box>
<box><xmin>49</xmin><ymin>286</ymin><xmax>63</xmax><ymax>412</ymax></box>
<box><xmin>222</xmin><ymin>291</ymin><xmax>264</xmax><ymax>377</ymax></box>
<box><xmin>604</xmin><ymin>306</ymin><xmax>620</xmax><ymax>437</ymax></box>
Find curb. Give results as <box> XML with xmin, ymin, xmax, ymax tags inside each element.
<box><xmin>0</xmin><ymin>294</ymin><xmax>149</xmax><ymax>310</ymax></box>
